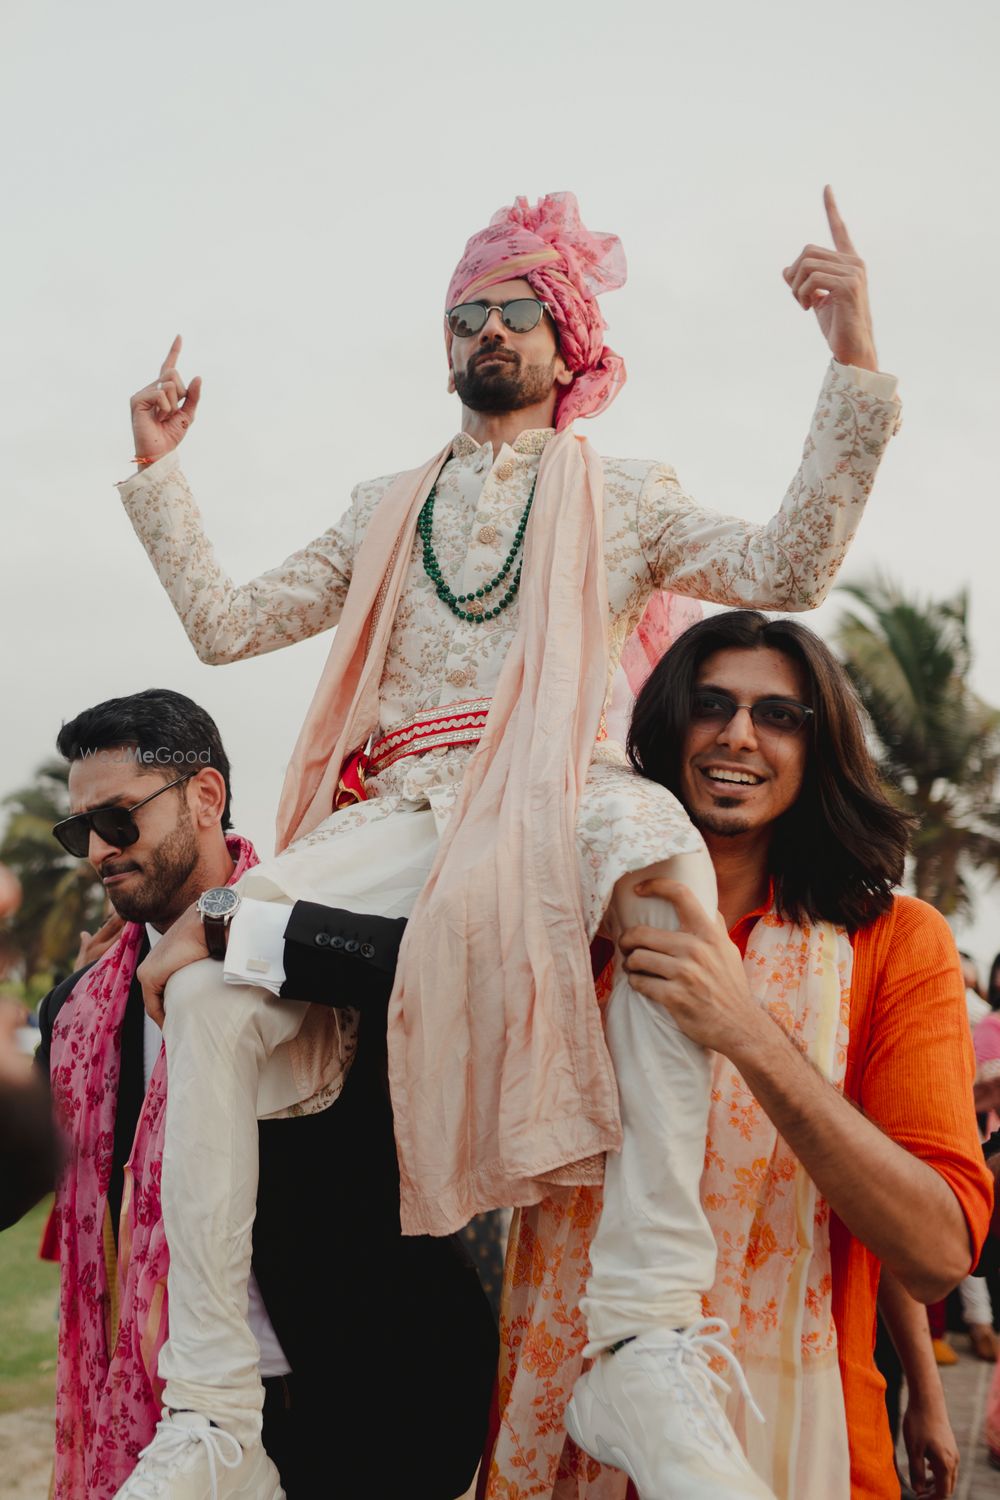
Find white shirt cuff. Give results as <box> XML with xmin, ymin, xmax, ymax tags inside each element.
<box><xmin>223</xmin><ymin>898</ymin><xmax>291</xmax><ymax>997</ymax></box>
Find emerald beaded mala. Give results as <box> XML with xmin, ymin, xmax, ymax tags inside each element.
<box><xmin>418</xmin><ymin>475</ymin><xmax>537</xmax><ymax>622</ymax></box>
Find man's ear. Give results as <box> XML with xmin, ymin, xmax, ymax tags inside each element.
<box><xmin>445</xmin><ymin>325</ymin><xmax>457</xmax><ymax>394</ymax></box>
<box><xmin>555</xmin><ymin>362</ymin><xmax>575</xmax><ymax>388</ymax></box>
<box><xmin>189</xmin><ymin>768</ymin><xmax>227</xmax><ymax>828</ymax></box>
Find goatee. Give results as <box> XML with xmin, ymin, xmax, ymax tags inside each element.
<box><xmin>454</xmin><ymin>346</ymin><xmax>558</xmax><ymax>414</ymax></box>
<box><xmin>104</xmin><ymin>815</ymin><xmax>199</xmax><ymax>925</ymax></box>
<box><xmin>691</xmin><ymin>804</ymin><xmax>754</xmax><ymax>838</ymax></box>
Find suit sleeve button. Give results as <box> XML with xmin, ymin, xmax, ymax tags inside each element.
<box><xmin>360</xmin><ymin>942</ymin><xmax>375</xmax><ymax>959</ymax></box>
<box><xmin>345</xmin><ymin>939</ymin><xmax>360</xmax><ymax>954</ymax></box>
<box><xmin>314</xmin><ymin>931</ymin><xmax>330</xmax><ymax>947</ymax></box>
<box><xmin>330</xmin><ymin>934</ymin><xmax>345</xmax><ymax>950</ymax></box>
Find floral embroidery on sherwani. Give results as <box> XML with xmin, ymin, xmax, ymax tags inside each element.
<box><xmin>119</xmin><ymin>360</ymin><xmax>899</xmax><ymax>936</ymax></box>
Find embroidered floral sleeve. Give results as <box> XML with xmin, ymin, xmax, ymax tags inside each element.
<box><xmin>117</xmin><ymin>451</ymin><xmax>357</xmax><ymax>664</ymax></box>
<box><xmin>638</xmin><ymin>360</ymin><xmax>901</xmax><ymax>610</ymax></box>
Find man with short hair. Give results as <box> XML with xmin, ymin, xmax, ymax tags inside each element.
<box><xmin>490</xmin><ymin>611</ymin><xmax>994</xmax><ymax>1499</ymax></box>
<box><xmin>119</xmin><ymin>190</ymin><xmax>900</xmax><ymax>1498</ymax></box>
<box><xmin>0</xmin><ymin>689</ymin><xmax>495</xmax><ymax>1500</ymax></box>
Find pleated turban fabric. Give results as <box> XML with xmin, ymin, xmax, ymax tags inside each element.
<box><xmin>445</xmin><ymin>191</ymin><xmax>627</xmax><ymax>431</ymax></box>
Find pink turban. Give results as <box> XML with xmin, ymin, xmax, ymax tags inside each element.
<box><xmin>445</xmin><ymin>191</ymin><xmax>627</xmax><ymax>431</ymax></box>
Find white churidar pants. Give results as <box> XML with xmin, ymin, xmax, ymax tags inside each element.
<box><xmin>156</xmin><ymin>810</ymin><xmax>720</xmax><ymax>1439</ymax></box>
<box><xmin>157</xmin><ymin>810</ymin><xmax>441</xmax><ymax>1443</ymax></box>
<box><xmin>582</xmin><ymin>847</ymin><xmax>720</xmax><ymax>1353</ymax></box>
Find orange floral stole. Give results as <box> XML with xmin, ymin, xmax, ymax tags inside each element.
<box><xmin>485</xmin><ymin>911</ymin><xmax>854</xmax><ymax>1500</ymax></box>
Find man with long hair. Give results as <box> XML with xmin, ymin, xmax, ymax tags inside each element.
<box><xmin>490</xmin><ymin>610</ymin><xmax>994</xmax><ymax>1499</ymax></box>
<box><xmin>118</xmin><ymin>191</ymin><xmax>900</xmax><ymax>1499</ymax></box>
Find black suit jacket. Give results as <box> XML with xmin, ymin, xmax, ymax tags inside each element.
<box><xmin>5</xmin><ymin>906</ymin><xmax>498</xmax><ymax>1498</ymax></box>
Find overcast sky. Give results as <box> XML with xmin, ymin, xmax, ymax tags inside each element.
<box><xmin>3</xmin><ymin>0</ymin><xmax>999</xmax><ymax>965</ymax></box>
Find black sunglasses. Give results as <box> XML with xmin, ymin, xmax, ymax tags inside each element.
<box><xmin>53</xmin><ymin>771</ymin><xmax>198</xmax><ymax>858</ymax></box>
<box><xmin>690</xmin><ymin>690</ymin><xmax>814</xmax><ymax>735</ymax></box>
<box><xmin>446</xmin><ymin>298</ymin><xmax>551</xmax><ymax>338</ymax></box>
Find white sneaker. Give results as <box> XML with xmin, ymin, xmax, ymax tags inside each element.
<box><xmin>565</xmin><ymin>1318</ymin><xmax>776</xmax><ymax>1499</ymax></box>
<box><xmin>113</xmin><ymin>1411</ymin><xmax>285</xmax><ymax>1500</ymax></box>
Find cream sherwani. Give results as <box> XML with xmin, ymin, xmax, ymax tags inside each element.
<box><xmin>120</xmin><ymin>360</ymin><xmax>898</xmax><ymax>944</ymax></box>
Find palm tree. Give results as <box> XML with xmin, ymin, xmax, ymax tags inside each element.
<box><xmin>0</xmin><ymin>760</ymin><xmax>104</xmax><ymax>988</ymax></box>
<box><xmin>835</xmin><ymin>577</ymin><xmax>1000</xmax><ymax>916</ymax></box>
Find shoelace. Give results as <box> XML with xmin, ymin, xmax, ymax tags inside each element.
<box><xmin>634</xmin><ymin>1317</ymin><xmax>765</xmax><ymax>1445</ymax></box>
<box><xmin>126</xmin><ymin>1418</ymin><xmax>243</xmax><ymax>1500</ymax></box>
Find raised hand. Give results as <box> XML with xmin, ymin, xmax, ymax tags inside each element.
<box><xmin>783</xmin><ymin>187</ymin><xmax>879</xmax><ymax>372</ymax></box>
<box><xmin>129</xmin><ymin>335</ymin><xmax>202</xmax><ymax>467</ymax></box>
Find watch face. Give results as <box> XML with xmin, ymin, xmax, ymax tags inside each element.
<box><xmin>199</xmin><ymin>887</ymin><xmax>240</xmax><ymax>919</ymax></box>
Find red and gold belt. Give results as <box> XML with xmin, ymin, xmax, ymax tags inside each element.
<box><xmin>334</xmin><ymin>698</ymin><xmax>492</xmax><ymax>810</ymax></box>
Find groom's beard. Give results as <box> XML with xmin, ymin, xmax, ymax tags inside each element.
<box><xmin>454</xmin><ymin>343</ymin><xmax>558</xmax><ymax>413</ymax></box>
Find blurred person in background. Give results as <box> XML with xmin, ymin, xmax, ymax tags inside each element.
<box><xmin>985</xmin><ymin>954</ymin><xmax>1000</xmax><ymax>1015</ymax></box>
<box><xmin>960</xmin><ymin>951</ymin><xmax>990</xmax><ymax>1028</ymax></box>
<box><xmin>0</xmin><ymin>861</ymin><xmax>62</xmax><ymax>1218</ymax></box>
<box><xmin>927</xmin><ymin>954</ymin><xmax>1000</xmax><ymax>1365</ymax></box>
<box><xmin>981</xmin><ymin>1133</ymin><xmax>1000</xmax><ymax>1468</ymax></box>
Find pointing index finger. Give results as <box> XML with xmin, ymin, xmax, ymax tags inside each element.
<box><xmin>824</xmin><ymin>186</ymin><xmax>857</xmax><ymax>256</ymax></box>
<box><xmin>160</xmin><ymin>334</ymin><xmax>183</xmax><ymax>376</ymax></box>
<box><xmin>632</xmin><ymin>877</ymin><xmax>718</xmax><ymax>938</ymax></box>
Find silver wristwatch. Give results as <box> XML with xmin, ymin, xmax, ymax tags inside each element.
<box><xmin>196</xmin><ymin>886</ymin><xmax>242</xmax><ymax>959</ymax></box>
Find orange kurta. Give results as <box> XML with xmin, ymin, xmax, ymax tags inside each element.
<box><xmin>485</xmin><ymin>894</ymin><xmax>994</xmax><ymax>1500</ymax></box>
<box><xmin>711</xmin><ymin>894</ymin><xmax>990</xmax><ymax>1498</ymax></box>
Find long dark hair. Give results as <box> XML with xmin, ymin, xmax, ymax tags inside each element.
<box><xmin>627</xmin><ymin>610</ymin><xmax>914</xmax><ymax>931</ymax></box>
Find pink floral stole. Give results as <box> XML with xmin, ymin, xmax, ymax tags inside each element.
<box><xmin>48</xmin><ymin>833</ymin><xmax>258</xmax><ymax>1500</ymax></box>
<box><xmin>485</xmin><ymin>909</ymin><xmax>854</xmax><ymax>1500</ymax></box>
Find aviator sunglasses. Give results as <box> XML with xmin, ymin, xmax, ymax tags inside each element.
<box><xmin>52</xmin><ymin>771</ymin><xmax>198</xmax><ymax>858</ymax></box>
<box><xmin>691</xmin><ymin>690</ymin><xmax>814</xmax><ymax>736</ymax></box>
<box><xmin>446</xmin><ymin>297</ymin><xmax>551</xmax><ymax>338</ymax></box>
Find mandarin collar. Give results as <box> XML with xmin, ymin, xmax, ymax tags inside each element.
<box><xmin>450</xmin><ymin>427</ymin><xmax>556</xmax><ymax>462</ymax></box>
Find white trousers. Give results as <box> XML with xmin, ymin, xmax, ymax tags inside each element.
<box><xmin>158</xmin><ymin>811</ymin><xmax>440</xmax><ymax>1444</ymax></box>
<box><xmin>156</xmin><ymin>813</ymin><xmax>720</xmax><ymax>1438</ymax></box>
<box><xmin>582</xmin><ymin>848</ymin><xmax>720</xmax><ymax>1353</ymax></box>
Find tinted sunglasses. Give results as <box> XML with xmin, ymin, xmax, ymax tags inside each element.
<box><xmin>691</xmin><ymin>690</ymin><xmax>814</xmax><ymax>735</ymax></box>
<box><xmin>52</xmin><ymin>771</ymin><xmax>198</xmax><ymax>858</ymax></box>
<box><xmin>446</xmin><ymin>298</ymin><xmax>551</xmax><ymax>338</ymax></box>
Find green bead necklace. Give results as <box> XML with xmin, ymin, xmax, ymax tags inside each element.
<box><xmin>418</xmin><ymin>475</ymin><xmax>537</xmax><ymax>623</ymax></box>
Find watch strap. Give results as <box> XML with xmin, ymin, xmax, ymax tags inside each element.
<box><xmin>204</xmin><ymin>913</ymin><xmax>228</xmax><ymax>960</ymax></box>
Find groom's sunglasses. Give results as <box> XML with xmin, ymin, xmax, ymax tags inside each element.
<box><xmin>446</xmin><ymin>298</ymin><xmax>551</xmax><ymax>338</ymax></box>
<box><xmin>52</xmin><ymin>771</ymin><xmax>197</xmax><ymax>858</ymax></box>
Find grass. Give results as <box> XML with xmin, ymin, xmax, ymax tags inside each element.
<box><xmin>0</xmin><ymin>1198</ymin><xmax>59</xmax><ymax>1413</ymax></box>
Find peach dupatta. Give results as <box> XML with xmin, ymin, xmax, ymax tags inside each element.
<box><xmin>276</xmin><ymin>429</ymin><xmax>622</xmax><ymax>1235</ymax></box>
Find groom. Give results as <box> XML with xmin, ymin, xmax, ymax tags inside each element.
<box><xmin>117</xmin><ymin>188</ymin><xmax>899</xmax><ymax>1500</ymax></box>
